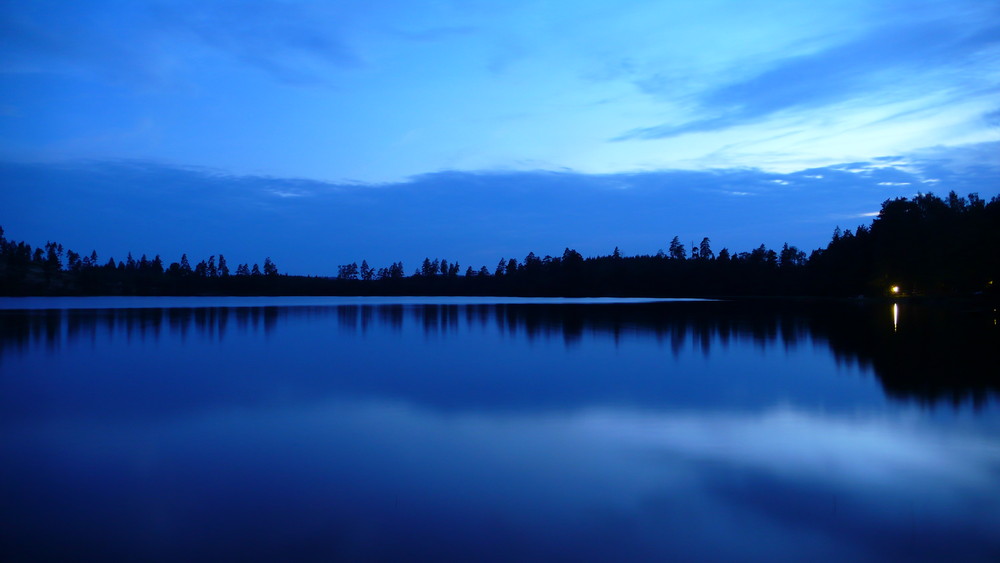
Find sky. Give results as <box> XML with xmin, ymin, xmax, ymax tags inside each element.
<box><xmin>1</xmin><ymin>0</ymin><xmax>998</xmax><ymax>275</ymax></box>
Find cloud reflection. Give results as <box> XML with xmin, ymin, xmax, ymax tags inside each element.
<box><xmin>7</xmin><ymin>397</ymin><xmax>997</xmax><ymax>561</ymax></box>
<box><xmin>2</xmin><ymin>299</ymin><xmax>999</xmax><ymax>560</ymax></box>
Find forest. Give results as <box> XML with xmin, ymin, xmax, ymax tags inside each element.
<box><xmin>2</xmin><ymin>191</ymin><xmax>997</xmax><ymax>299</ymax></box>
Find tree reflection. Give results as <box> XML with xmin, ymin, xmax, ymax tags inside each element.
<box><xmin>1</xmin><ymin>300</ymin><xmax>996</xmax><ymax>407</ymax></box>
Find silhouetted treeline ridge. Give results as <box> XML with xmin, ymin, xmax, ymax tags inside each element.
<box><xmin>808</xmin><ymin>191</ymin><xmax>999</xmax><ymax>296</ymax></box>
<box><xmin>2</xmin><ymin>191</ymin><xmax>997</xmax><ymax>298</ymax></box>
<box><xmin>0</xmin><ymin>233</ymin><xmax>282</xmax><ymax>296</ymax></box>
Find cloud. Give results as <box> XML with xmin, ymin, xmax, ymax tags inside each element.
<box><xmin>0</xmin><ymin>1</ymin><xmax>362</xmax><ymax>86</ymax></box>
<box><xmin>3</xmin><ymin>142</ymin><xmax>996</xmax><ymax>275</ymax></box>
<box><xmin>0</xmin><ymin>2</ymin><xmax>162</xmax><ymax>83</ymax></box>
<box><xmin>619</xmin><ymin>16</ymin><xmax>1000</xmax><ymax>140</ymax></box>
<box><xmin>985</xmin><ymin>108</ymin><xmax>1000</xmax><ymax>127</ymax></box>
<box><xmin>393</xmin><ymin>25</ymin><xmax>479</xmax><ymax>43</ymax></box>
<box><xmin>151</xmin><ymin>1</ymin><xmax>362</xmax><ymax>83</ymax></box>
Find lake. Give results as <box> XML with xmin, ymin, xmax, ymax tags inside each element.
<box><xmin>1</xmin><ymin>297</ymin><xmax>998</xmax><ymax>561</ymax></box>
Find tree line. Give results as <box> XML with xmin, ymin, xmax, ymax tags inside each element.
<box><xmin>2</xmin><ymin>191</ymin><xmax>997</xmax><ymax>298</ymax></box>
<box><xmin>0</xmin><ymin>232</ymin><xmax>281</xmax><ymax>295</ymax></box>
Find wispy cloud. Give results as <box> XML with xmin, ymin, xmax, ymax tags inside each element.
<box><xmin>618</xmin><ymin>15</ymin><xmax>1000</xmax><ymax>140</ymax></box>
<box><xmin>0</xmin><ymin>0</ymin><xmax>362</xmax><ymax>86</ymax></box>
<box><xmin>1</xmin><ymin>1</ymin><xmax>997</xmax><ymax>180</ymax></box>
<box><xmin>0</xmin><ymin>2</ymin><xmax>161</xmax><ymax>83</ymax></box>
<box><xmin>393</xmin><ymin>25</ymin><xmax>479</xmax><ymax>43</ymax></box>
<box><xmin>151</xmin><ymin>1</ymin><xmax>362</xmax><ymax>84</ymax></box>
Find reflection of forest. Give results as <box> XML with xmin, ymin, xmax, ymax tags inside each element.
<box><xmin>1</xmin><ymin>301</ymin><xmax>996</xmax><ymax>407</ymax></box>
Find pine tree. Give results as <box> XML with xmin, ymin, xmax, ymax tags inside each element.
<box><xmin>669</xmin><ymin>236</ymin><xmax>686</xmax><ymax>260</ymax></box>
<box><xmin>699</xmin><ymin>237</ymin><xmax>714</xmax><ymax>260</ymax></box>
<box><xmin>263</xmin><ymin>257</ymin><xmax>278</xmax><ymax>276</ymax></box>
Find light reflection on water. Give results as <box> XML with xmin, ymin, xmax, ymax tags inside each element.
<box><xmin>1</xmin><ymin>298</ymin><xmax>998</xmax><ymax>561</ymax></box>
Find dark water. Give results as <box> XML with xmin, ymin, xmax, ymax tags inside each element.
<box><xmin>1</xmin><ymin>297</ymin><xmax>998</xmax><ymax>562</ymax></box>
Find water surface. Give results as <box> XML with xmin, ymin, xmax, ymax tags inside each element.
<box><xmin>2</xmin><ymin>297</ymin><xmax>998</xmax><ymax>561</ymax></box>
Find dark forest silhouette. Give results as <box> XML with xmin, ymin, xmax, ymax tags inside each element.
<box><xmin>2</xmin><ymin>191</ymin><xmax>997</xmax><ymax>298</ymax></box>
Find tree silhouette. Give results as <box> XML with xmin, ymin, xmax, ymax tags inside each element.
<box><xmin>2</xmin><ymin>191</ymin><xmax>996</xmax><ymax>297</ymax></box>
<box><xmin>263</xmin><ymin>257</ymin><xmax>278</xmax><ymax>276</ymax></box>
<box><xmin>699</xmin><ymin>237</ymin><xmax>714</xmax><ymax>260</ymax></box>
<box><xmin>338</xmin><ymin>262</ymin><xmax>359</xmax><ymax>280</ymax></box>
<box><xmin>669</xmin><ymin>236</ymin><xmax>686</xmax><ymax>260</ymax></box>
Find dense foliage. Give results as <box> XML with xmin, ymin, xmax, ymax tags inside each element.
<box><xmin>2</xmin><ymin>191</ymin><xmax>997</xmax><ymax>298</ymax></box>
<box><xmin>808</xmin><ymin>192</ymin><xmax>999</xmax><ymax>296</ymax></box>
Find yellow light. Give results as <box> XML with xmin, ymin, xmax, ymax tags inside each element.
<box><xmin>890</xmin><ymin>285</ymin><xmax>899</xmax><ymax>294</ymax></box>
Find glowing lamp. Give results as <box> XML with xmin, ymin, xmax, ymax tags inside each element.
<box><xmin>890</xmin><ymin>285</ymin><xmax>900</xmax><ymax>294</ymax></box>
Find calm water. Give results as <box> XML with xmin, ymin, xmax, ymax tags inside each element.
<box><xmin>2</xmin><ymin>297</ymin><xmax>998</xmax><ymax>562</ymax></box>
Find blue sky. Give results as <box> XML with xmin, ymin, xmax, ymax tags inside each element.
<box><xmin>2</xmin><ymin>0</ymin><xmax>998</xmax><ymax>274</ymax></box>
